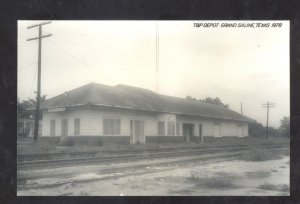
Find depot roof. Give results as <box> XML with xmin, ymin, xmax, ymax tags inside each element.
<box><xmin>41</xmin><ymin>83</ymin><xmax>250</xmax><ymax>122</ymax></box>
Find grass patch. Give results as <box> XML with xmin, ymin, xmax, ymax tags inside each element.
<box><xmin>245</xmin><ymin>171</ymin><xmax>271</xmax><ymax>179</ymax></box>
<box><xmin>258</xmin><ymin>182</ymin><xmax>289</xmax><ymax>192</ymax></box>
<box><xmin>17</xmin><ymin>136</ymin><xmax>290</xmax><ymax>155</ymax></box>
<box><xmin>243</xmin><ymin>148</ymin><xmax>280</xmax><ymax>162</ymax></box>
<box><xmin>278</xmin><ymin>147</ymin><xmax>290</xmax><ymax>156</ymax></box>
<box><xmin>17</xmin><ymin>141</ymin><xmax>57</xmax><ymax>154</ymax></box>
<box><xmin>203</xmin><ymin>136</ymin><xmax>289</xmax><ymax>146</ymax></box>
<box><xmin>59</xmin><ymin>139</ymin><xmax>74</xmax><ymax>146</ymax></box>
<box><xmin>189</xmin><ymin>171</ymin><xmax>239</xmax><ymax>189</ymax></box>
<box><xmin>195</xmin><ymin>176</ymin><xmax>237</xmax><ymax>189</ymax></box>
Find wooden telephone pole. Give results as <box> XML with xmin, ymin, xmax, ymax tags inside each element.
<box><xmin>27</xmin><ymin>21</ymin><xmax>52</xmax><ymax>142</ymax></box>
<box><xmin>261</xmin><ymin>101</ymin><xmax>276</xmax><ymax>140</ymax></box>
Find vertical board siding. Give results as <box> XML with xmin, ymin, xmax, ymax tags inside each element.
<box><xmin>42</xmin><ymin>108</ymin><xmax>248</xmax><ymax>138</ymax></box>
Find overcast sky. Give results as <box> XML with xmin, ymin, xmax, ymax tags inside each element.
<box><xmin>18</xmin><ymin>20</ymin><xmax>289</xmax><ymax>128</ymax></box>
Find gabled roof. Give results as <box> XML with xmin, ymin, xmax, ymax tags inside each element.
<box><xmin>41</xmin><ymin>83</ymin><xmax>250</xmax><ymax>122</ymax></box>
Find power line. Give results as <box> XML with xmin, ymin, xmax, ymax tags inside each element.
<box><xmin>59</xmin><ymin>23</ymin><xmax>151</xmax><ymax>55</ymax></box>
<box><xmin>18</xmin><ymin>61</ymin><xmax>37</xmax><ymax>72</ymax></box>
<box><xmin>52</xmin><ymin>34</ymin><xmax>152</xmax><ymax>68</ymax></box>
<box><xmin>47</xmin><ymin>38</ymin><xmax>103</xmax><ymax>76</ymax></box>
<box><xmin>27</xmin><ymin>21</ymin><xmax>52</xmax><ymax>142</ymax></box>
<box><xmin>261</xmin><ymin>101</ymin><xmax>276</xmax><ymax>139</ymax></box>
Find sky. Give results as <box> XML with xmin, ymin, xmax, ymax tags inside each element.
<box><xmin>17</xmin><ymin>20</ymin><xmax>289</xmax><ymax>128</ymax></box>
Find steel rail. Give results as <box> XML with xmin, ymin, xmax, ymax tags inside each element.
<box><xmin>18</xmin><ymin>144</ymin><xmax>288</xmax><ymax>170</ymax></box>
<box><xmin>17</xmin><ymin>143</ymin><xmax>288</xmax><ymax>162</ymax></box>
<box><xmin>18</xmin><ymin>152</ymin><xmax>245</xmax><ymax>190</ymax></box>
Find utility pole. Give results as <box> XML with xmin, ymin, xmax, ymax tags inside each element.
<box><xmin>155</xmin><ymin>21</ymin><xmax>159</xmax><ymax>94</ymax></box>
<box><xmin>261</xmin><ymin>101</ymin><xmax>276</xmax><ymax>140</ymax></box>
<box><xmin>27</xmin><ymin>21</ymin><xmax>52</xmax><ymax>142</ymax></box>
<box><xmin>241</xmin><ymin>102</ymin><xmax>243</xmax><ymax>115</ymax></box>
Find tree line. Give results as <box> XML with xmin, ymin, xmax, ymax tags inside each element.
<box><xmin>186</xmin><ymin>95</ymin><xmax>289</xmax><ymax>138</ymax></box>
<box><xmin>249</xmin><ymin>117</ymin><xmax>290</xmax><ymax>138</ymax></box>
<box><xmin>17</xmin><ymin>93</ymin><xmax>47</xmax><ymax>119</ymax></box>
<box><xmin>186</xmin><ymin>96</ymin><xmax>229</xmax><ymax>108</ymax></box>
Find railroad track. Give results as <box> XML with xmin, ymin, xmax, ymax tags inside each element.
<box><xmin>18</xmin><ymin>143</ymin><xmax>288</xmax><ymax>162</ymax></box>
<box><xmin>18</xmin><ymin>152</ymin><xmax>245</xmax><ymax>191</ymax></box>
<box><xmin>17</xmin><ymin>144</ymin><xmax>288</xmax><ymax>170</ymax></box>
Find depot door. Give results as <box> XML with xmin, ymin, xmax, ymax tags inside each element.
<box><xmin>183</xmin><ymin>124</ymin><xmax>194</xmax><ymax>143</ymax></box>
<box><xmin>130</xmin><ymin>120</ymin><xmax>144</xmax><ymax>144</ymax></box>
<box><xmin>61</xmin><ymin>119</ymin><xmax>68</xmax><ymax>142</ymax></box>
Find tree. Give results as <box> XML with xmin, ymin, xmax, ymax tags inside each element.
<box><xmin>186</xmin><ymin>96</ymin><xmax>229</xmax><ymax>108</ymax></box>
<box><xmin>17</xmin><ymin>93</ymin><xmax>47</xmax><ymax>118</ymax></box>
<box><xmin>200</xmin><ymin>97</ymin><xmax>229</xmax><ymax>108</ymax></box>
<box><xmin>186</xmin><ymin>96</ymin><xmax>196</xmax><ymax>101</ymax></box>
<box><xmin>248</xmin><ymin>120</ymin><xmax>266</xmax><ymax>137</ymax></box>
<box><xmin>248</xmin><ymin>120</ymin><xmax>281</xmax><ymax>138</ymax></box>
<box><xmin>279</xmin><ymin>116</ymin><xmax>290</xmax><ymax>137</ymax></box>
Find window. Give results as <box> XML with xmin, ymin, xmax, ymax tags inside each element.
<box><xmin>158</xmin><ymin>121</ymin><xmax>165</xmax><ymax>135</ymax></box>
<box><xmin>103</xmin><ymin>118</ymin><xmax>109</xmax><ymax>135</ymax></box>
<box><xmin>199</xmin><ymin>124</ymin><xmax>202</xmax><ymax>137</ymax></box>
<box><xmin>167</xmin><ymin>121</ymin><xmax>175</xmax><ymax>136</ymax></box>
<box><xmin>103</xmin><ymin>119</ymin><xmax>121</xmax><ymax>135</ymax></box>
<box><xmin>74</xmin><ymin>118</ymin><xmax>80</xmax><ymax>135</ymax></box>
<box><xmin>176</xmin><ymin>123</ymin><xmax>180</xmax><ymax>136</ymax></box>
<box><xmin>50</xmin><ymin>120</ymin><xmax>55</xmax><ymax>136</ymax></box>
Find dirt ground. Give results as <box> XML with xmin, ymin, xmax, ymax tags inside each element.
<box><xmin>17</xmin><ymin>154</ymin><xmax>289</xmax><ymax>196</ymax></box>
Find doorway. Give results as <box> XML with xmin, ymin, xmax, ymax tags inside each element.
<box><xmin>183</xmin><ymin>124</ymin><xmax>194</xmax><ymax>143</ymax></box>
<box><xmin>130</xmin><ymin>120</ymin><xmax>144</xmax><ymax>144</ymax></box>
<box><xmin>61</xmin><ymin>119</ymin><xmax>68</xmax><ymax>142</ymax></box>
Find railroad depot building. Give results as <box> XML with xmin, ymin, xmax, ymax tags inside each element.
<box><xmin>40</xmin><ymin>83</ymin><xmax>250</xmax><ymax>145</ymax></box>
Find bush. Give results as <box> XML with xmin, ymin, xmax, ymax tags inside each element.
<box><xmin>79</xmin><ymin>139</ymin><xmax>88</xmax><ymax>146</ymax></box>
<box><xmin>96</xmin><ymin>138</ymin><xmax>103</xmax><ymax>146</ymax></box>
<box><xmin>243</xmin><ymin>148</ymin><xmax>279</xmax><ymax>161</ymax></box>
<box><xmin>189</xmin><ymin>171</ymin><xmax>238</xmax><ymax>189</ymax></box>
<box><xmin>258</xmin><ymin>182</ymin><xmax>289</xmax><ymax>192</ymax></box>
<box><xmin>194</xmin><ymin>176</ymin><xmax>237</xmax><ymax>189</ymax></box>
<box><xmin>278</xmin><ymin>147</ymin><xmax>290</xmax><ymax>156</ymax></box>
<box><xmin>60</xmin><ymin>139</ymin><xmax>74</xmax><ymax>146</ymax></box>
<box><xmin>17</xmin><ymin>140</ymin><xmax>57</xmax><ymax>154</ymax></box>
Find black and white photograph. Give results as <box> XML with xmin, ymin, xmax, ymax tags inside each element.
<box><xmin>17</xmin><ymin>20</ymin><xmax>290</xmax><ymax>196</ymax></box>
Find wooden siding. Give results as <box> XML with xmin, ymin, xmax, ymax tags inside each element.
<box><xmin>42</xmin><ymin>107</ymin><xmax>249</xmax><ymax>138</ymax></box>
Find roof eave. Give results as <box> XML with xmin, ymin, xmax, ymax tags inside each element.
<box><xmin>41</xmin><ymin>103</ymin><xmax>250</xmax><ymax>122</ymax></box>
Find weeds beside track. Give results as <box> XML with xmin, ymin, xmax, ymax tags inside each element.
<box><xmin>17</xmin><ymin>144</ymin><xmax>288</xmax><ymax>170</ymax></box>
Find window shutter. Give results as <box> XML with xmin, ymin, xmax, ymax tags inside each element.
<box><xmin>74</xmin><ymin>118</ymin><xmax>80</xmax><ymax>135</ymax></box>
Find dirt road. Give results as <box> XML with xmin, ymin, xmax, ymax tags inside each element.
<box><xmin>17</xmin><ymin>153</ymin><xmax>289</xmax><ymax>196</ymax></box>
